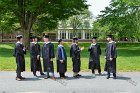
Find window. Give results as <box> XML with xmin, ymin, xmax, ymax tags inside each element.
<box><xmin>61</xmin><ymin>31</ymin><xmax>66</xmax><ymax>39</ymax></box>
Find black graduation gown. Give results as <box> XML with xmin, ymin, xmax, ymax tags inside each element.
<box><xmin>56</xmin><ymin>46</ymin><xmax>67</xmax><ymax>73</ymax></box>
<box><xmin>13</xmin><ymin>42</ymin><xmax>26</xmax><ymax>72</ymax></box>
<box><xmin>42</xmin><ymin>42</ymin><xmax>55</xmax><ymax>72</ymax></box>
<box><xmin>104</xmin><ymin>41</ymin><xmax>117</xmax><ymax>73</ymax></box>
<box><xmin>36</xmin><ymin>43</ymin><xmax>43</xmax><ymax>71</ymax></box>
<box><xmin>88</xmin><ymin>43</ymin><xmax>101</xmax><ymax>69</ymax></box>
<box><xmin>30</xmin><ymin>42</ymin><xmax>42</xmax><ymax>72</ymax></box>
<box><xmin>70</xmin><ymin>43</ymin><xmax>81</xmax><ymax>73</ymax></box>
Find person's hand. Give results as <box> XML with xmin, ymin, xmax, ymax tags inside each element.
<box><xmin>110</xmin><ymin>58</ymin><xmax>113</xmax><ymax>61</ymax></box>
<box><xmin>80</xmin><ymin>47</ymin><xmax>84</xmax><ymax>51</ymax></box>
<box><xmin>37</xmin><ymin>55</ymin><xmax>40</xmax><ymax>60</ymax></box>
<box><xmin>23</xmin><ymin>47</ymin><xmax>26</xmax><ymax>51</ymax></box>
<box><xmin>50</xmin><ymin>58</ymin><xmax>53</xmax><ymax>61</ymax></box>
<box><xmin>60</xmin><ymin>60</ymin><xmax>64</xmax><ymax>63</ymax></box>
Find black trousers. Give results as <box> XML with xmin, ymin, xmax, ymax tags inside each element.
<box><xmin>33</xmin><ymin>67</ymin><xmax>43</xmax><ymax>75</ymax></box>
<box><xmin>33</xmin><ymin>60</ymin><xmax>43</xmax><ymax>76</ymax></box>
<box><xmin>33</xmin><ymin>62</ymin><xmax>37</xmax><ymax>76</ymax></box>
<box><xmin>16</xmin><ymin>65</ymin><xmax>21</xmax><ymax>78</ymax></box>
<box><xmin>37</xmin><ymin>59</ymin><xmax>43</xmax><ymax>74</ymax></box>
<box><xmin>59</xmin><ymin>73</ymin><xmax>65</xmax><ymax>77</ymax></box>
<box><xmin>107</xmin><ymin>71</ymin><xmax>116</xmax><ymax>77</ymax></box>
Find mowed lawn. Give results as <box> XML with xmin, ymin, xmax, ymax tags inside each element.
<box><xmin>0</xmin><ymin>42</ymin><xmax>140</xmax><ymax>72</ymax></box>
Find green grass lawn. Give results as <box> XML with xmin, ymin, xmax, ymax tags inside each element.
<box><xmin>0</xmin><ymin>42</ymin><xmax>140</xmax><ymax>72</ymax></box>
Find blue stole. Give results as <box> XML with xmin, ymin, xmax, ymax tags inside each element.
<box><xmin>58</xmin><ymin>45</ymin><xmax>65</xmax><ymax>61</ymax></box>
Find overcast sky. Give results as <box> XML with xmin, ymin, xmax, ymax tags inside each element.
<box><xmin>87</xmin><ymin>0</ymin><xmax>111</xmax><ymax>16</ymax></box>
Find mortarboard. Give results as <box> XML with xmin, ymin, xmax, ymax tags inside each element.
<box><xmin>16</xmin><ymin>35</ymin><xmax>23</xmax><ymax>39</ymax></box>
<box><xmin>44</xmin><ymin>35</ymin><xmax>49</xmax><ymax>38</ymax></box>
<box><xmin>73</xmin><ymin>37</ymin><xmax>78</xmax><ymax>40</ymax></box>
<box><xmin>107</xmin><ymin>34</ymin><xmax>113</xmax><ymax>38</ymax></box>
<box><xmin>92</xmin><ymin>36</ymin><xmax>97</xmax><ymax>40</ymax></box>
<box><xmin>58</xmin><ymin>39</ymin><xmax>63</xmax><ymax>43</ymax></box>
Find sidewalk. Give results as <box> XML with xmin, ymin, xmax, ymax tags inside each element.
<box><xmin>0</xmin><ymin>71</ymin><xmax>140</xmax><ymax>93</ymax></box>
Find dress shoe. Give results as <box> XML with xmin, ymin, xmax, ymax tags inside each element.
<box><xmin>16</xmin><ymin>77</ymin><xmax>21</xmax><ymax>81</ymax></box>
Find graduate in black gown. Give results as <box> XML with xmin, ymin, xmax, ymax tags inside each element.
<box><xmin>88</xmin><ymin>37</ymin><xmax>101</xmax><ymax>77</ymax></box>
<box><xmin>13</xmin><ymin>35</ymin><xmax>26</xmax><ymax>81</ymax></box>
<box><xmin>56</xmin><ymin>39</ymin><xmax>67</xmax><ymax>79</ymax></box>
<box><xmin>30</xmin><ymin>36</ymin><xmax>45</xmax><ymax>76</ymax></box>
<box><xmin>104</xmin><ymin>35</ymin><xmax>117</xmax><ymax>79</ymax></box>
<box><xmin>70</xmin><ymin>37</ymin><xmax>84</xmax><ymax>78</ymax></box>
<box><xmin>42</xmin><ymin>35</ymin><xmax>56</xmax><ymax>80</ymax></box>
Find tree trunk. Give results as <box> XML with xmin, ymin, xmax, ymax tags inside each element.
<box><xmin>15</xmin><ymin>0</ymin><xmax>33</xmax><ymax>50</ymax></box>
<box><xmin>23</xmin><ymin>15</ymin><xmax>33</xmax><ymax>50</ymax></box>
<box><xmin>1</xmin><ymin>30</ymin><xmax>3</xmax><ymax>42</ymax></box>
<box><xmin>23</xmin><ymin>28</ymin><xmax>30</xmax><ymax>50</ymax></box>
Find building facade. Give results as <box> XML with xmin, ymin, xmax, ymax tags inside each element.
<box><xmin>0</xmin><ymin>28</ymin><xmax>96</xmax><ymax>43</ymax></box>
<box><xmin>57</xmin><ymin>28</ymin><xmax>93</xmax><ymax>40</ymax></box>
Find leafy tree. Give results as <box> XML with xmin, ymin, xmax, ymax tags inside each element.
<box><xmin>96</xmin><ymin>0</ymin><xmax>140</xmax><ymax>41</ymax></box>
<box><xmin>58</xmin><ymin>9</ymin><xmax>93</xmax><ymax>37</ymax></box>
<box><xmin>0</xmin><ymin>0</ymin><xmax>88</xmax><ymax>48</ymax></box>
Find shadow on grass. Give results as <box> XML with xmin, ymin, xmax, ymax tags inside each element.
<box><xmin>117</xmin><ymin>48</ymin><xmax>140</xmax><ymax>57</ymax></box>
<box><xmin>0</xmin><ymin>48</ymin><xmax>13</xmax><ymax>57</ymax></box>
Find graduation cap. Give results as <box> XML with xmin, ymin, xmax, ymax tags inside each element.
<box><xmin>16</xmin><ymin>35</ymin><xmax>23</xmax><ymax>39</ymax></box>
<box><xmin>107</xmin><ymin>34</ymin><xmax>113</xmax><ymax>38</ymax></box>
<box><xmin>43</xmin><ymin>35</ymin><xmax>49</xmax><ymax>38</ymax></box>
<box><xmin>72</xmin><ymin>37</ymin><xmax>78</xmax><ymax>40</ymax></box>
<box><xmin>31</xmin><ymin>35</ymin><xmax>37</xmax><ymax>39</ymax></box>
<box><xmin>92</xmin><ymin>36</ymin><xmax>97</xmax><ymax>40</ymax></box>
<box><xmin>58</xmin><ymin>39</ymin><xmax>63</xmax><ymax>43</ymax></box>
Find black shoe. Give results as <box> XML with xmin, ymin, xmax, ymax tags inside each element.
<box><xmin>113</xmin><ymin>77</ymin><xmax>117</xmax><ymax>79</ymax></box>
<box><xmin>99</xmin><ymin>73</ymin><xmax>102</xmax><ymax>75</ymax></box>
<box><xmin>77</xmin><ymin>74</ymin><xmax>82</xmax><ymax>76</ymax></box>
<box><xmin>34</xmin><ymin>75</ymin><xmax>38</xmax><ymax>77</ymax></box>
<box><xmin>16</xmin><ymin>77</ymin><xmax>21</xmax><ymax>81</ymax></box>
<box><xmin>44</xmin><ymin>76</ymin><xmax>50</xmax><ymax>79</ymax></box>
<box><xmin>40</xmin><ymin>73</ymin><xmax>45</xmax><ymax>75</ymax></box>
<box><xmin>33</xmin><ymin>73</ymin><xmax>37</xmax><ymax>76</ymax></box>
<box><xmin>106</xmin><ymin>76</ymin><xmax>110</xmax><ymax>79</ymax></box>
<box><xmin>60</xmin><ymin>77</ymin><xmax>65</xmax><ymax>79</ymax></box>
<box><xmin>51</xmin><ymin>77</ymin><xmax>56</xmax><ymax>80</ymax></box>
<box><xmin>20</xmin><ymin>76</ymin><xmax>26</xmax><ymax>79</ymax></box>
<box><xmin>73</xmin><ymin>75</ymin><xmax>79</xmax><ymax>78</ymax></box>
<box><xmin>64</xmin><ymin>76</ymin><xmax>68</xmax><ymax>78</ymax></box>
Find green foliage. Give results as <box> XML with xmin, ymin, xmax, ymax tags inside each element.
<box><xmin>0</xmin><ymin>0</ymin><xmax>88</xmax><ymax>32</ymax></box>
<box><xmin>0</xmin><ymin>12</ymin><xmax>18</xmax><ymax>33</ymax></box>
<box><xmin>0</xmin><ymin>0</ymin><xmax>88</xmax><ymax>48</ymax></box>
<box><xmin>58</xmin><ymin>9</ymin><xmax>93</xmax><ymax>37</ymax></box>
<box><xmin>121</xmin><ymin>0</ymin><xmax>140</xmax><ymax>6</ymax></box>
<box><xmin>69</xmin><ymin>9</ymin><xmax>93</xmax><ymax>29</ymax></box>
<box><xmin>95</xmin><ymin>0</ymin><xmax>140</xmax><ymax>41</ymax></box>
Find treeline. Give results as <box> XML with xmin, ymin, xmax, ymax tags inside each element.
<box><xmin>93</xmin><ymin>0</ymin><xmax>140</xmax><ymax>42</ymax></box>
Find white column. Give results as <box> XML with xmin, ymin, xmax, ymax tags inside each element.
<box><xmin>69</xmin><ymin>30</ymin><xmax>71</xmax><ymax>39</ymax></box>
<box><xmin>89</xmin><ymin>30</ymin><xmax>91</xmax><ymax>39</ymax></box>
<box><xmin>82</xmin><ymin>30</ymin><xmax>85</xmax><ymax>39</ymax></box>
<box><xmin>66</xmin><ymin>30</ymin><xmax>68</xmax><ymax>40</ymax></box>
<box><xmin>58</xmin><ymin>30</ymin><xmax>60</xmax><ymax>39</ymax></box>
<box><xmin>60</xmin><ymin>30</ymin><xmax>62</xmax><ymax>39</ymax></box>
